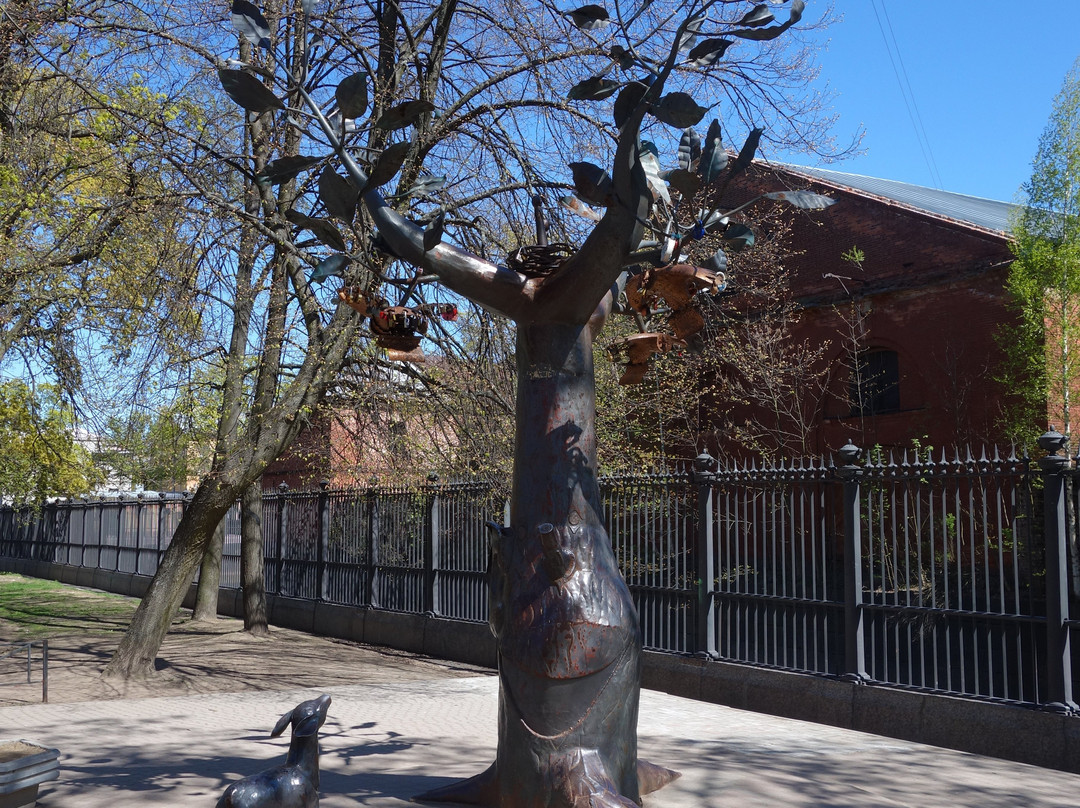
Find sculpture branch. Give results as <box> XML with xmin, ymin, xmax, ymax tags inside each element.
<box><xmin>294</xmin><ymin>83</ymin><xmax>536</xmax><ymax>322</ymax></box>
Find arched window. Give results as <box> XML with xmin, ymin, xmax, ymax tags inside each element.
<box><xmin>850</xmin><ymin>349</ymin><xmax>901</xmax><ymax>416</ymax></box>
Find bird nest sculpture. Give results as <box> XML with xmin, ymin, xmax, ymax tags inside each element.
<box><xmin>506</xmin><ymin>242</ymin><xmax>576</xmax><ymax>278</ymax></box>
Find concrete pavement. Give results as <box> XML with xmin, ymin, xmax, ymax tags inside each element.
<box><xmin>2</xmin><ymin>675</ymin><xmax>1078</xmax><ymax>807</ymax></box>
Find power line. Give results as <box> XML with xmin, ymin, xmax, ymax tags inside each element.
<box><xmin>870</xmin><ymin>0</ymin><xmax>943</xmax><ymax>189</ymax></box>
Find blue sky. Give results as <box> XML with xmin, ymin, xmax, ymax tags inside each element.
<box><xmin>773</xmin><ymin>1</ymin><xmax>1079</xmax><ymax>204</ymax></box>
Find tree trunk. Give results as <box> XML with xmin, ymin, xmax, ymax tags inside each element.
<box><xmin>420</xmin><ymin>321</ymin><xmax>676</xmax><ymax>808</ymax></box>
<box><xmin>240</xmin><ymin>480</ymin><xmax>269</xmax><ymax>636</ymax></box>
<box><xmin>193</xmin><ymin>516</ymin><xmax>225</xmax><ymax>621</ymax></box>
<box><xmin>103</xmin><ymin>481</ymin><xmax>235</xmax><ymax>678</ymax></box>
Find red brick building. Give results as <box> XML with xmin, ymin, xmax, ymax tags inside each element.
<box><xmin>718</xmin><ymin>162</ymin><xmax>1019</xmax><ymax>457</ymax></box>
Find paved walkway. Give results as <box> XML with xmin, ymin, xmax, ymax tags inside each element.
<box><xmin>1</xmin><ymin>618</ymin><xmax>1078</xmax><ymax>806</ymax></box>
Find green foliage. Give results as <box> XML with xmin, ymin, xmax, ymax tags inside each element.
<box><xmin>0</xmin><ymin>381</ymin><xmax>100</xmax><ymax>505</ymax></box>
<box><xmin>840</xmin><ymin>245</ymin><xmax>865</xmax><ymax>267</ymax></box>
<box><xmin>1000</xmin><ymin>57</ymin><xmax>1080</xmax><ymax>445</ymax></box>
<box><xmin>95</xmin><ymin>411</ymin><xmax>196</xmax><ymax>492</ymax></box>
<box><xmin>89</xmin><ymin>363</ymin><xmax>226</xmax><ymax>491</ymax></box>
<box><xmin>0</xmin><ymin>60</ymin><xmax>205</xmax><ymax>386</ymax></box>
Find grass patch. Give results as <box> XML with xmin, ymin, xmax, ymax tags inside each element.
<box><xmin>0</xmin><ymin>573</ymin><xmax>139</xmax><ymax>641</ymax></box>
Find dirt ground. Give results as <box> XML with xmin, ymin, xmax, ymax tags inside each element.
<box><xmin>0</xmin><ymin>578</ymin><xmax>491</xmax><ymax>707</ymax></box>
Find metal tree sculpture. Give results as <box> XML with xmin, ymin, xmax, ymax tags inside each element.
<box><xmin>219</xmin><ymin>1</ymin><xmax>831</xmax><ymax>805</ymax></box>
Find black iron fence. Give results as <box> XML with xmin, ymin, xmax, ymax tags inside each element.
<box><xmin>2</xmin><ymin>436</ymin><xmax>1078</xmax><ymax>712</ymax></box>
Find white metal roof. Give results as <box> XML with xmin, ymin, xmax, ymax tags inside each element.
<box><xmin>769</xmin><ymin>163</ymin><xmax>1018</xmax><ymax>235</ymax></box>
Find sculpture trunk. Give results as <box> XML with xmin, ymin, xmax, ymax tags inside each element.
<box><xmin>422</xmin><ymin>321</ymin><xmax>675</xmax><ymax>807</ymax></box>
<box><xmin>500</xmin><ymin>321</ymin><xmax>640</xmax><ymax>806</ymax></box>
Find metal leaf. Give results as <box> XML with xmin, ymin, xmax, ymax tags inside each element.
<box><xmin>374</xmin><ymin>100</ymin><xmax>435</xmax><ymax>131</ymax></box>
<box><xmin>730</xmin><ymin>25</ymin><xmax>788</xmax><ymax>41</ymax></box>
<box><xmin>569</xmin><ymin>161</ymin><xmax>613</xmax><ymax>207</ymax></box>
<box><xmin>255</xmin><ymin>154</ymin><xmax>323</xmax><ymax>186</ymax></box>
<box><xmin>729</xmin><ymin>127</ymin><xmax>764</xmax><ymax>179</ymax></box>
<box><xmin>218</xmin><ymin>70</ymin><xmax>284</xmax><ymax>113</ymax></box>
<box><xmin>230</xmin><ymin>0</ymin><xmax>271</xmax><ymax>50</ymax></box>
<box><xmin>698</xmin><ymin>119</ymin><xmax>726</xmax><ymax>183</ymax></box>
<box><xmin>661</xmin><ymin>234</ymin><xmax>677</xmax><ymax>264</ymax></box>
<box><xmin>310</xmin><ymin>253</ymin><xmax>349</xmax><ymax>283</ymax></box>
<box><xmin>613</xmin><ymin>81</ymin><xmax>649</xmax><ymax>129</ymax></box>
<box><xmin>307</xmin><ymin>220</ymin><xmax>348</xmax><ymax>253</ymax></box>
<box><xmin>731</xmin><ymin>1</ymin><xmax>803</xmax><ymax>40</ymax></box>
<box><xmin>568</xmin><ymin>76</ymin><xmax>622</xmax><ymax>101</ymax></box>
<box><xmin>677</xmin><ymin>10</ymin><xmax>707</xmax><ymax>52</ymax></box>
<box><xmin>609</xmin><ymin>45</ymin><xmax>636</xmax><ymax>70</ymax></box>
<box><xmin>405</xmin><ymin>175</ymin><xmax>446</xmax><ymax>199</ymax></box>
<box><xmin>723</xmin><ymin>223</ymin><xmax>754</xmax><ymax>251</ymax></box>
<box><xmin>335</xmin><ymin>72</ymin><xmax>368</xmax><ymax>120</ymax></box>
<box><xmin>651</xmin><ymin>92</ymin><xmax>708</xmax><ymax>128</ymax></box>
<box><xmin>371</xmin><ymin>231</ymin><xmax>404</xmax><ymax>260</ymax></box>
<box><xmin>678</xmin><ymin>128</ymin><xmax>701</xmax><ymax>171</ymax></box>
<box><xmin>559</xmin><ymin>195</ymin><xmax>602</xmax><ymax>222</ymax></box>
<box><xmin>702</xmin><ymin>209</ymin><xmax>728</xmax><ymax>230</ymax></box>
<box><xmin>667</xmin><ymin>168</ymin><xmax>700</xmax><ymax>199</ymax></box>
<box><xmin>564</xmin><ymin>4</ymin><xmax>610</xmax><ymax>30</ymax></box>
<box><xmin>703</xmin><ymin>248</ymin><xmax>728</xmax><ymax>274</ymax></box>
<box><xmin>319</xmin><ymin>166</ymin><xmax>358</xmax><ymax>222</ymax></box>
<box><xmin>286</xmin><ymin>210</ymin><xmax>348</xmax><ymax>252</ymax></box>
<box><xmin>737</xmin><ymin>3</ymin><xmax>774</xmax><ymax>27</ymax></box>
<box><xmin>423</xmin><ymin>212</ymin><xmax>445</xmax><ymax>252</ymax></box>
<box><xmin>640</xmin><ymin>151</ymin><xmax>669</xmax><ymax>206</ymax></box>
<box><xmin>764</xmin><ymin>190</ymin><xmax>837</xmax><ymax>210</ymax></box>
<box><xmin>286</xmin><ymin>209</ymin><xmax>317</xmax><ymax>228</ymax></box>
<box><xmin>687</xmin><ymin>38</ymin><xmax>733</xmax><ymax>67</ymax></box>
<box><xmin>327</xmin><ymin>112</ymin><xmax>359</xmax><ymax>135</ymax></box>
<box><xmin>365</xmin><ymin>142</ymin><xmax>411</xmax><ymax>190</ymax></box>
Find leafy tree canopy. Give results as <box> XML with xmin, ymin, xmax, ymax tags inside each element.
<box><xmin>1001</xmin><ymin>56</ymin><xmax>1080</xmax><ymax>444</ymax></box>
<box><xmin>0</xmin><ymin>380</ymin><xmax>100</xmax><ymax>505</ymax></box>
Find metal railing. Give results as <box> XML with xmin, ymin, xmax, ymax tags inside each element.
<box><xmin>0</xmin><ymin>639</ymin><xmax>49</xmax><ymax>702</ymax></box>
<box><xmin>2</xmin><ymin>436</ymin><xmax>1078</xmax><ymax>712</ymax></box>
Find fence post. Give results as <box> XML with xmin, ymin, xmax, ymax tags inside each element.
<box><xmin>95</xmin><ymin>495</ymin><xmax>105</xmax><ymax>571</ymax></box>
<box><xmin>276</xmin><ymin>483</ymin><xmax>289</xmax><ymax>596</ymax></box>
<box><xmin>425</xmin><ymin>473</ymin><xmax>441</xmax><ymax>617</ymax></box>
<box><xmin>693</xmin><ymin>453</ymin><xmax>718</xmax><ymax>659</ymax></box>
<box><xmin>115</xmin><ymin>494</ymin><xmax>125</xmax><ymax>572</ymax></box>
<box><xmin>836</xmin><ymin>441</ymin><xmax>869</xmax><ymax>683</ymax></box>
<box><xmin>80</xmin><ymin>497</ymin><xmax>89</xmax><ymax>569</ymax></box>
<box><xmin>318</xmin><ymin>480</ymin><xmax>330</xmax><ymax>601</ymax></box>
<box><xmin>39</xmin><ymin>499</ymin><xmax>53</xmax><ymax>561</ymax></box>
<box><xmin>134</xmin><ymin>493</ymin><xmax>144</xmax><ymax>575</ymax></box>
<box><xmin>366</xmin><ymin>478</ymin><xmax>379</xmax><ymax>608</ymax></box>
<box><xmin>1038</xmin><ymin>428</ymin><xmax>1077</xmax><ymax>713</ymax></box>
<box><xmin>157</xmin><ymin>492</ymin><xmax>168</xmax><ymax>573</ymax></box>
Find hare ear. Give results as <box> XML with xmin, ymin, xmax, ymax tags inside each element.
<box><xmin>271</xmin><ymin>710</ymin><xmax>294</xmax><ymax>738</ymax></box>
